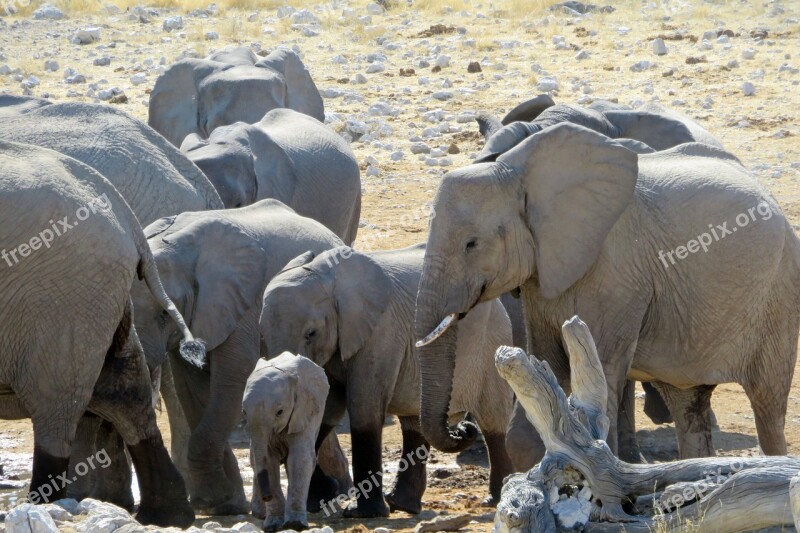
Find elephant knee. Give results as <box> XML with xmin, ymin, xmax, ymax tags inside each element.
<box><xmin>505</xmin><ymin>426</ymin><xmax>540</xmax><ymax>472</ymax></box>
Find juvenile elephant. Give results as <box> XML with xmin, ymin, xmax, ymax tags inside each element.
<box><xmin>130</xmin><ymin>199</ymin><xmax>346</xmax><ymax>514</ymax></box>
<box><xmin>149</xmin><ymin>46</ymin><xmax>324</xmax><ymax>147</ymax></box>
<box><xmin>415</xmin><ymin>123</ymin><xmax>800</xmax><ymax>466</ymax></box>
<box><xmin>261</xmin><ymin>244</ymin><xmax>515</xmax><ymax>518</ymax></box>
<box><xmin>244</xmin><ymin>353</ymin><xmax>329</xmax><ymax>531</ymax></box>
<box><xmin>181</xmin><ymin>108</ymin><xmax>361</xmax><ymax>245</ymax></box>
<box><xmin>0</xmin><ymin>140</ymin><xmax>201</xmax><ymax>526</ymax></box>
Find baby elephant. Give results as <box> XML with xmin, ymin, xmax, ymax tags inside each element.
<box><xmin>244</xmin><ymin>353</ymin><xmax>329</xmax><ymax>532</ymax></box>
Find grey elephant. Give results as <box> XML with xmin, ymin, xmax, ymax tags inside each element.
<box><xmin>0</xmin><ymin>140</ymin><xmax>202</xmax><ymax>526</ymax></box>
<box><xmin>0</xmin><ymin>94</ymin><xmax>224</xmax><ymax>504</ymax></box>
<box><xmin>476</xmin><ymin>95</ymin><xmax>723</xmax><ymax>162</ymax></box>
<box><xmin>129</xmin><ymin>199</ymin><xmax>348</xmax><ymax>514</ymax></box>
<box><xmin>149</xmin><ymin>46</ymin><xmax>324</xmax><ymax>147</ymax></box>
<box><xmin>181</xmin><ymin>108</ymin><xmax>361</xmax><ymax>245</ymax></box>
<box><xmin>244</xmin><ymin>353</ymin><xmax>329</xmax><ymax>531</ymax></box>
<box><xmin>261</xmin><ymin>243</ymin><xmax>515</xmax><ymax>518</ymax></box>
<box><xmin>414</xmin><ymin>123</ymin><xmax>800</xmax><ymax>467</ymax></box>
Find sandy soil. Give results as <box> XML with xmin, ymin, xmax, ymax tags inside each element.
<box><xmin>0</xmin><ymin>0</ymin><xmax>799</xmax><ymax>530</ymax></box>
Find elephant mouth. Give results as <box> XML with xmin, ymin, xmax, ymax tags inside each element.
<box><xmin>415</xmin><ymin>284</ymin><xmax>487</xmax><ymax>348</ymax></box>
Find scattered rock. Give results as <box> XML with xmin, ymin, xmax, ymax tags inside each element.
<box><xmin>72</xmin><ymin>27</ymin><xmax>100</xmax><ymax>44</ymax></box>
<box><xmin>410</xmin><ymin>142</ymin><xmax>431</xmax><ymax>154</ymax></box>
<box><xmin>130</xmin><ymin>72</ymin><xmax>147</xmax><ymax>85</ymax></box>
<box><xmin>685</xmin><ymin>56</ymin><xmax>707</xmax><ymax>64</ymax></box>
<box><xmin>129</xmin><ymin>6</ymin><xmax>150</xmax><ymax>23</ymax></box>
<box><xmin>432</xmin><ymin>91</ymin><xmax>453</xmax><ymax>101</ymax></box>
<box><xmin>366</xmin><ymin>164</ymin><xmax>381</xmax><ymax>177</ymax></box>
<box><xmin>630</xmin><ymin>60</ymin><xmax>654</xmax><ymax>72</ymax></box>
<box><xmin>399</xmin><ymin>67</ymin><xmax>415</xmax><ymax>76</ymax></box>
<box><xmin>291</xmin><ymin>9</ymin><xmax>320</xmax><ymax>25</ymax></box>
<box><xmin>742</xmin><ymin>81</ymin><xmax>755</xmax><ymax>96</ymax></box>
<box><xmin>742</xmin><ymin>48</ymin><xmax>757</xmax><ymax>60</ymax></box>
<box><xmin>44</xmin><ymin>60</ymin><xmax>59</xmax><ymax>72</ymax></box>
<box><xmin>65</xmin><ymin>74</ymin><xmax>87</xmax><ymax>84</ymax></box>
<box><xmin>414</xmin><ymin>513</ymin><xmax>473</xmax><ymax>533</ymax></box>
<box><xmin>416</xmin><ymin>24</ymin><xmax>455</xmax><ymax>38</ymax></box>
<box><xmin>33</xmin><ymin>4</ymin><xmax>65</xmax><ymax>20</ymax></box>
<box><xmin>434</xmin><ymin>54</ymin><xmax>451</xmax><ymax>68</ymax></box>
<box><xmin>574</xmin><ymin>49</ymin><xmax>589</xmax><ymax>60</ymax></box>
<box><xmin>536</xmin><ymin>76</ymin><xmax>559</xmax><ymax>91</ymax></box>
<box><xmin>93</xmin><ymin>56</ymin><xmax>110</xmax><ymax>66</ymax></box>
<box><xmin>366</xmin><ymin>62</ymin><xmax>385</xmax><ymax>73</ymax></box>
<box><xmin>662</xmin><ymin>67</ymin><xmax>674</xmax><ymax>77</ymax></box>
<box><xmin>205</xmin><ymin>31</ymin><xmax>218</xmax><ymax>40</ymax></box>
<box><xmin>652</xmin><ymin>38</ymin><xmax>668</xmax><ymax>55</ymax></box>
<box><xmin>447</xmin><ymin>143</ymin><xmax>460</xmax><ymax>154</ymax></box>
<box><xmin>162</xmin><ymin>16</ymin><xmax>183</xmax><ymax>32</ymax></box>
<box><xmin>467</xmin><ymin>61</ymin><xmax>481</xmax><ymax>73</ymax></box>
<box><xmin>5</xmin><ymin>503</ymin><xmax>59</xmax><ymax>533</ymax></box>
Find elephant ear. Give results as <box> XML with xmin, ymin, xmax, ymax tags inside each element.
<box><xmin>278</xmin><ymin>251</ymin><xmax>316</xmax><ymax>274</ymax></box>
<box><xmin>179</xmin><ymin>133</ymin><xmax>208</xmax><ymax>153</ymax></box>
<box><xmin>476</xmin><ymin>121</ymin><xmax>542</xmax><ymax>163</ymax></box>
<box><xmin>498</xmin><ymin>123</ymin><xmax>638</xmax><ymax>299</ymax></box>
<box><xmin>248</xmin><ymin>124</ymin><xmax>296</xmax><ymax>204</ymax></box>
<box><xmin>149</xmin><ymin>59</ymin><xmax>216</xmax><ymax>147</ymax></box>
<box><xmin>603</xmin><ymin>110</ymin><xmax>696</xmax><ymax>151</ymax></box>
<box><xmin>255</xmin><ymin>50</ymin><xmax>324</xmax><ymax>122</ymax></box>
<box><xmin>501</xmin><ymin>94</ymin><xmax>556</xmax><ymax>125</ymax></box>
<box><xmin>330</xmin><ymin>248</ymin><xmax>392</xmax><ymax>361</ymax></box>
<box><xmin>175</xmin><ymin>219</ymin><xmax>269</xmax><ymax>350</ymax></box>
<box><xmin>287</xmin><ymin>355</ymin><xmax>329</xmax><ymax>434</ymax></box>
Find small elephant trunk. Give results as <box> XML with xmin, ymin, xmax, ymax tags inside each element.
<box><xmin>256</xmin><ymin>469</ymin><xmax>274</xmax><ymax>502</ymax></box>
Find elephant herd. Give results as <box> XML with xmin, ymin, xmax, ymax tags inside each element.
<box><xmin>1</xmin><ymin>44</ymin><xmax>799</xmax><ymax>532</ymax></box>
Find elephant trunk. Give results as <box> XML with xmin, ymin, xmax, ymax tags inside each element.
<box><xmin>415</xmin><ymin>263</ymin><xmax>478</xmax><ymax>454</ymax></box>
<box><xmin>256</xmin><ymin>469</ymin><xmax>274</xmax><ymax>502</ymax></box>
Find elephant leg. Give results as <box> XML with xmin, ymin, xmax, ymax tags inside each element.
<box><xmin>283</xmin><ymin>436</ymin><xmax>316</xmax><ymax>530</ymax></box>
<box><xmin>642</xmin><ymin>381</ymin><xmax>673</xmax><ymax>424</ymax></box>
<box><xmin>386</xmin><ymin>416</ymin><xmax>428</xmax><ymax>515</ymax></box>
<box><xmin>89</xmin><ymin>421</ymin><xmax>133</xmax><ymax>509</ymax></box>
<box><xmin>160</xmin><ymin>359</ymin><xmax>191</xmax><ymax>481</ymax></box>
<box><xmin>66</xmin><ymin>414</ymin><xmax>101</xmax><ymax>502</ymax></box>
<box><xmin>617</xmin><ymin>380</ymin><xmax>643</xmax><ymax>463</ymax></box>
<box><xmin>317</xmin><ymin>432</ymin><xmax>353</xmax><ymax>494</ymax></box>
<box><xmin>343</xmin><ymin>392</ymin><xmax>389</xmax><ymax>518</ymax></box>
<box><xmin>744</xmin><ymin>371</ymin><xmax>789</xmax><ymax>456</ymax></box>
<box><xmin>472</xmin><ymin>412</ymin><xmax>514</xmax><ymax>504</ymax></box>
<box><xmin>651</xmin><ymin>382</ymin><xmax>715</xmax><ymax>458</ymax></box>
<box><xmin>308</xmin><ymin>386</ymin><xmax>346</xmax><ymax>512</ymax></box>
<box><xmin>505</xmin><ymin>399</ymin><xmax>544</xmax><ymax>471</ymax></box>
<box><xmin>87</xmin><ymin>305</ymin><xmax>193</xmax><ymax>527</ymax></box>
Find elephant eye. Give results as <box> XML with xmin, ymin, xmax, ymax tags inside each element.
<box><xmin>276</xmin><ymin>409</ymin><xmax>284</xmax><ymax>417</ymax></box>
<box><xmin>305</xmin><ymin>329</ymin><xmax>317</xmax><ymax>341</ymax></box>
<box><xmin>465</xmin><ymin>238</ymin><xmax>477</xmax><ymax>252</ymax></box>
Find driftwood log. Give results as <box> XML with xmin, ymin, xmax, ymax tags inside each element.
<box><xmin>493</xmin><ymin>316</ymin><xmax>800</xmax><ymax>533</ymax></box>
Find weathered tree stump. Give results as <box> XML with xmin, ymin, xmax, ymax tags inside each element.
<box><xmin>494</xmin><ymin>316</ymin><xmax>800</xmax><ymax>533</ymax></box>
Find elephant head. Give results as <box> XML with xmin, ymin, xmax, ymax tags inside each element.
<box><xmin>148</xmin><ymin>47</ymin><xmax>324</xmax><ymax>147</ymax></box>
<box><xmin>180</xmin><ymin>122</ymin><xmax>293</xmax><ymax>209</ymax></box>
<box><xmin>243</xmin><ymin>353</ymin><xmax>329</xmax><ymax>528</ymax></box>
<box><xmin>131</xmin><ymin>215</ymin><xmax>269</xmax><ymax>370</ymax></box>
<box><xmin>260</xmin><ymin>248</ymin><xmax>391</xmax><ymax>367</ymax></box>
<box><xmin>414</xmin><ymin>123</ymin><xmax>638</xmax><ymax>452</ymax></box>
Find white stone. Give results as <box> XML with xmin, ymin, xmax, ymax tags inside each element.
<box><xmin>93</xmin><ymin>56</ymin><xmax>110</xmax><ymax>66</ymax></box>
<box><xmin>230</xmin><ymin>523</ymin><xmax>260</xmax><ymax>533</ymax></box>
<box><xmin>742</xmin><ymin>81</ymin><xmax>755</xmax><ymax>96</ymax></box>
<box><xmin>434</xmin><ymin>54</ymin><xmax>451</xmax><ymax>68</ymax></box>
<box><xmin>630</xmin><ymin>60</ymin><xmax>653</xmax><ymax>72</ymax></box>
<box><xmin>65</xmin><ymin>74</ymin><xmax>87</xmax><ymax>84</ymax></box>
<box><xmin>6</xmin><ymin>503</ymin><xmax>59</xmax><ymax>533</ymax></box>
<box><xmin>72</xmin><ymin>27</ymin><xmax>100</xmax><ymax>44</ymax></box>
<box><xmin>205</xmin><ymin>31</ymin><xmax>219</xmax><ymax>40</ymax></box>
<box><xmin>52</xmin><ymin>499</ymin><xmax>80</xmax><ymax>515</ymax></box>
<box><xmin>366</xmin><ymin>62</ymin><xmax>385</xmax><ymax>73</ymax></box>
<box><xmin>366</xmin><ymin>3</ymin><xmax>383</xmax><ymax>14</ymax></box>
<box><xmin>277</xmin><ymin>5</ymin><xmax>295</xmax><ymax>18</ymax></box>
<box><xmin>366</xmin><ymin>165</ymin><xmax>381</xmax><ymax>177</ymax></box>
<box><xmin>33</xmin><ymin>4</ymin><xmax>65</xmax><ymax>19</ymax></box>
<box><xmin>291</xmin><ymin>9</ymin><xmax>320</xmax><ymax>25</ymax></box>
<box><xmin>552</xmin><ymin>495</ymin><xmax>592</xmax><ymax>529</ymax></box>
<box><xmin>130</xmin><ymin>72</ymin><xmax>147</xmax><ymax>85</ymax></box>
<box><xmin>651</xmin><ymin>38</ymin><xmax>667</xmax><ymax>55</ymax></box>
<box><xmin>742</xmin><ymin>48</ymin><xmax>756</xmax><ymax>59</ymax></box>
<box><xmin>44</xmin><ymin>60</ymin><xmax>58</xmax><ymax>71</ymax></box>
<box><xmin>536</xmin><ymin>76</ymin><xmax>559</xmax><ymax>92</ymax></box>
<box><xmin>162</xmin><ymin>16</ymin><xmax>183</xmax><ymax>31</ymax></box>
<box><xmin>410</xmin><ymin>142</ymin><xmax>431</xmax><ymax>154</ymax></box>
<box><xmin>332</xmin><ymin>54</ymin><xmax>347</xmax><ymax>64</ymax></box>
<box><xmin>353</xmin><ymin>73</ymin><xmax>367</xmax><ymax>84</ymax></box>
<box><xmin>432</xmin><ymin>91</ymin><xmax>453</xmax><ymax>101</ymax></box>
<box><xmin>390</xmin><ymin>151</ymin><xmax>404</xmax><ymax>161</ymax></box>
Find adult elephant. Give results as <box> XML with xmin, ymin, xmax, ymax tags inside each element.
<box><xmin>414</xmin><ymin>123</ymin><xmax>800</xmax><ymax>466</ymax></box>
<box><xmin>0</xmin><ymin>140</ymin><xmax>201</xmax><ymax>527</ymax></box>
<box><xmin>0</xmin><ymin>94</ymin><xmax>224</xmax><ymax>504</ymax></box>
<box><xmin>181</xmin><ymin>108</ymin><xmax>361</xmax><ymax>245</ymax></box>
<box><xmin>129</xmin><ymin>200</ymin><xmax>348</xmax><ymax>514</ymax></box>
<box><xmin>149</xmin><ymin>46</ymin><xmax>324</xmax><ymax>147</ymax></box>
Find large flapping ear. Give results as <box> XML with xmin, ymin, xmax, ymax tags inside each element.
<box><xmin>476</xmin><ymin>113</ymin><xmax>503</xmax><ymax>141</ymax></box>
<box><xmin>475</xmin><ymin>122</ymin><xmax>542</xmax><ymax>163</ymax></box>
<box><xmin>179</xmin><ymin>133</ymin><xmax>209</xmax><ymax>153</ymax></box>
<box><xmin>172</xmin><ymin>219</ymin><xmax>269</xmax><ymax>350</ymax></box>
<box><xmin>330</xmin><ymin>248</ymin><xmax>392</xmax><ymax>361</ymax></box>
<box><xmin>256</xmin><ymin>49</ymin><xmax>325</xmax><ymax>122</ymax></box>
<box><xmin>148</xmin><ymin>59</ymin><xmax>218</xmax><ymax>147</ymax></box>
<box><xmin>501</xmin><ymin>94</ymin><xmax>556</xmax><ymax>125</ymax></box>
<box><xmin>247</xmin><ymin>125</ymin><xmax>296</xmax><ymax>204</ymax></box>
<box><xmin>498</xmin><ymin>123</ymin><xmax>638</xmax><ymax>299</ymax></box>
<box><xmin>278</xmin><ymin>251</ymin><xmax>317</xmax><ymax>275</ymax></box>
<box><xmin>603</xmin><ymin>109</ymin><xmax>697</xmax><ymax>151</ymax></box>
<box><xmin>287</xmin><ymin>355</ymin><xmax>329</xmax><ymax>434</ymax></box>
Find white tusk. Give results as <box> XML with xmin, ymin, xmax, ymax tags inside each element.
<box><xmin>415</xmin><ymin>313</ymin><xmax>457</xmax><ymax>348</ymax></box>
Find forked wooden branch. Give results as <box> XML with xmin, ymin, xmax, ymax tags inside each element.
<box><xmin>494</xmin><ymin>316</ymin><xmax>800</xmax><ymax>533</ymax></box>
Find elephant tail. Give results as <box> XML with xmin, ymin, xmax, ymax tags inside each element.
<box><xmin>135</xmin><ymin>228</ymin><xmax>206</xmax><ymax>368</ymax></box>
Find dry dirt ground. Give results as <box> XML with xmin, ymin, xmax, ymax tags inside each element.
<box><xmin>1</xmin><ymin>0</ymin><xmax>799</xmax><ymax>531</ymax></box>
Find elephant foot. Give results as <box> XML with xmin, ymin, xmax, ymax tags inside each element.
<box><xmin>307</xmin><ymin>467</ymin><xmax>339</xmax><ymax>513</ymax></box>
<box><xmin>262</xmin><ymin>516</ymin><xmax>283</xmax><ymax>532</ymax></box>
<box><xmin>282</xmin><ymin>519</ymin><xmax>310</xmax><ymax>531</ymax></box>
<box><xmin>343</xmin><ymin>498</ymin><xmax>389</xmax><ymax>519</ymax></box>
<box><xmin>202</xmin><ymin>496</ymin><xmax>250</xmax><ymax>516</ymax></box>
<box><xmin>480</xmin><ymin>495</ymin><xmax>499</xmax><ymax>508</ymax></box>
<box><xmin>386</xmin><ymin>491</ymin><xmax>422</xmax><ymax>515</ymax></box>
<box><xmin>135</xmin><ymin>501</ymin><xmax>195</xmax><ymax>528</ymax></box>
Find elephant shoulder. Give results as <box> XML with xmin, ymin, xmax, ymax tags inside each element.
<box><xmin>0</xmin><ymin>94</ymin><xmax>51</xmax><ymax>118</ymax></box>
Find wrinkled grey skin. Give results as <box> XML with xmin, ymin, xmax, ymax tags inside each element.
<box><xmin>0</xmin><ymin>140</ymin><xmax>200</xmax><ymax>527</ymax></box>
<box><xmin>476</xmin><ymin>96</ymin><xmax>723</xmax><ymax>162</ymax></box>
<box><xmin>0</xmin><ymin>94</ymin><xmax>224</xmax><ymax>505</ymax></box>
<box><xmin>0</xmin><ymin>95</ymin><xmax>223</xmax><ymax>225</ymax></box>
<box><xmin>261</xmin><ymin>244</ymin><xmax>515</xmax><ymax>518</ymax></box>
<box><xmin>149</xmin><ymin>46</ymin><xmax>324</xmax><ymax>147</ymax></box>
<box><xmin>130</xmin><ymin>199</ymin><xmax>344</xmax><ymax>514</ymax></box>
<box><xmin>181</xmin><ymin>108</ymin><xmax>361</xmax><ymax>245</ymax></box>
<box><xmin>415</xmin><ymin>123</ymin><xmax>800</xmax><ymax>468</ymax></box>
<box><xmin>244</xmin><ymin>353</ymin><xmax>329</xmax><ymax>532</ymax></box>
